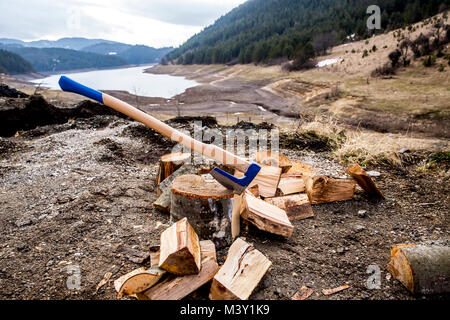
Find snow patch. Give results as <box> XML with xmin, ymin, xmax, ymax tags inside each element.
<box><xmin>316</xmin><ymin>58</ymin><xmax>342</xmax><ymax>68</ymax></box>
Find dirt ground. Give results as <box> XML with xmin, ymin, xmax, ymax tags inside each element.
<box><xmin>0</xmin><ymin>96</ymin><xmax>448</xmax><ymax>300</ymax></box>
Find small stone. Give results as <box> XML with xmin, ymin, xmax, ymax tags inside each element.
<box><xmin>72</xmin><ymin>221</ymin><xmax>85</xmax><ymax>228</ymax></box>
<box><xmin>337</xmin><ymin>247</ymin><xmax>345</xmax><ymax>254</ymax></box>
<box><xmin>366</xmin><ymin>171</ymin><xmax>380</xmax><ymax>177</ymax></box>
<box><xmin>358</xmin><ymin>210</ymin><xmax>367</xmax><ymax>218</ymax></box>
<box><xmin>354</xmin><ymin>225</ymin><xmax>366</xmax><ymax>233</ymax></box>
<box><xmin>15</xmin><ymin>216</ymin><xmax>34</xmax><ymax>227</ymax></box>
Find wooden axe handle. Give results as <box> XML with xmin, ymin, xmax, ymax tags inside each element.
<box><xmin>59</xmin><ymin>76</ymin><xmax>250</xmax><ymax>172</ymax></box>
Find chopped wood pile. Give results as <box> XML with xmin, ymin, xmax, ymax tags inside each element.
<box><xmin>112</xmin><ymin>150</ymin><xmax>448</xmax><ymax>299</ymax></box>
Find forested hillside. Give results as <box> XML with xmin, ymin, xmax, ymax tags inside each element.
<box><xmin>0</xmin><ymin>49</ymin><xmax>35</xmax><ymax>74</ymax></box>
<box><xmin>82</xmin><ymin>43</ymin><xmax>173</xmax><ymax>64</ymax></box>
<box><xmin>1</xmin><ymin>47</ymin><xmax>127</xmax><ymax>72</ymax></box>
<box><xmin>165</xmin><ymin>0</ymin><xmax>450</xmax><ymax>65</ymax></box>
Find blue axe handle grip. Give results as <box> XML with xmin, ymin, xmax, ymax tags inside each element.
<box><xmin>58</xmin><ymin>76</ymin><xmax>104</xmax><ymax>104</ymax></box>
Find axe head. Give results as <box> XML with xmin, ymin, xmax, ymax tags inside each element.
<box><xmin>210</xmin><ymin>162</ymin><xmax>261</xmax><ymax>194</ymax></box>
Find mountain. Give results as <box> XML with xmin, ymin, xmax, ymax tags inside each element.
<box><xmin>0</xmin><ymin>37</ymin><xmax>120</xmax><ymax>50</ymax></box>
<box><xmin>81</xmin><ymin>43</ymin><xmax>173</xmax><ymax>64</ymax></box>
<box><xmin>1</xmin><ymin>46</ymin><xmax>126</xmax><ymax>72</ymax></box>
<box><xmin>0</xmin><ymin>37</ymin><xmax>174</xmax><ymax>68</ymax></box>
<box><xmin>116</xmin><ymin>45</ymin><xmax>173</xmax><ymax>64</ymax></box>
<box><xmin>0</xmin><ymin>49</ymin><xmax>35</xmax><ymax>74</ymax></box>
<box><xmin>80</xmin><ymin>42</ymin><xmax>131</xmax><ymax>55</ymax></box>
<box><xmin>165</xmin><ymin>0</ymin><xmax>450</xmax><ymax>65</ymax></box>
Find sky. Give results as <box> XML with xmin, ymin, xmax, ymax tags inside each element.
<box><xmin>0</xmin><ymin>0</ymin><xmax>247</xmax><ymax>48</ymax></box>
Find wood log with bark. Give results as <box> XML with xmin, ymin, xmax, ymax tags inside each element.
<box><xmin>265</xmin><ymin>194</ymin><xmax>314</xmax><ymax>221</ymax></box>
<box><xmin>209</xmin><ymin>237</ymin><xmax>271</xmax><ymax>300</ymax></box>
<box><xmin>159</xmin><ymin>217</ymin><xmax>201</xmax><ymax>276</ymax></box>
<box><xmin>156</xmin><ymin>152</ymin><xmax>191</xmax><ymax>188</ymax></box>
<box><xmin>386</xmin><ymin>240</ymin><xmax>450</xmax><ymax>295</ymax></box>
<box><xmin>170</xmin><ymin>174</ymin><xmax>234</xmax><ymax>248</ymax></box>
<box><xmin>153</xmin><ymin>164</ymin><xmax>196</xmax><ymax>213</ymax></box>
<box><xmin>305</xmin><ymin>175</ymin><xmax>356</xmax><ymax>204</ymax></box>
<box><xmin>346</xmin><ymin>163</ymin><xmax>385</xmax><ymax>199</ymax></box>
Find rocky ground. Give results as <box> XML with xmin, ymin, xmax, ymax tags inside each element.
<box><xmin>0</xmin><ymin>90</ymin><xmax>448</xmax><ymax>300</ymax></box>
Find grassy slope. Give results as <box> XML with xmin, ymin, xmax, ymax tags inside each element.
<box><xmin>149</xmin><ymin>13</ymin><xmax>449</xmax><ymax>166</ymax></box>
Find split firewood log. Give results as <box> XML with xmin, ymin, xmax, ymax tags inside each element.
<box><xmin>285</xmin><ymin>162</ymin><xmax>316</xmax><ymax>177</ymax></box>
<box><xmin>209</xmin><ymin>238</ymin><xmax>272</xmax><ymax>300</ymax></box>
<box><xmin>241</xmin><ymin>193</ymin><xmax>293</xmax><ymax>238</ymax></box>
<box><xmin>156</xmin><ymin>152</ymin><xmax>191</xmax><ymax>187</ymax></box>
<box><xmin>255</xmin><ymin>150</ymin><xmax>292</xmax><ymax>173</ymax></box>
<box><xmin>159</xmin><ymin>217</ymin><xmax>201</xmax><ymax>276</ymax></box>
<box><xmin>305</xmin><ymin>175</ymin><xmax>356</xmax><ymax>204</ymax></box>
<box><xmin>265</xmin><ymin>194</ymin><xmax>314</xmax><ymax>221</ymax></box>
<box><xmin>234</xmin><ymin>165</ymin><xmax>282</xmax><ymax>198</ymax></box>
<box><xmin>137</xmin><ymin>240</ymin><xmax>218</xmax><ymax>300</ymax></box>
<box><xmin>114</xmin><ymin>266</ymin><xmax>166</xmax><ymax>299</ymax></box>
<box><xmin>277</xmin><ymin>177</ymin><xmax>305</xmax><ymax>195</ymax></box>
<box><xmin>346</xmin><ymin>163</ymin><xmax>385</xmax><ymax>199</ymax></box>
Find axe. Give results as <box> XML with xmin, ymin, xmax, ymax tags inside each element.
<box><xmin>58</xmin><ymin>76</ymin><xmax>279</xmax><ymax>238</ymax></box>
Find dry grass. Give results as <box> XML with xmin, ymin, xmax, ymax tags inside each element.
<box><xmin>283</xmin><ymin>113</ymin><xmax>449</xmax><ymax>166</ymax></box>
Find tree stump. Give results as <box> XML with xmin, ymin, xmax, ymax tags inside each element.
<box><xmin>156</xmin><ymin>152</ymin><xmax>191</xmax><ymax>188</ymax></box>
<box><xmin>171</xmin><ymin>174</ymin><xmax>234</xmax><ymax>248</ymax></box>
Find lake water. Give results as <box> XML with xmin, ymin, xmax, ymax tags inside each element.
<box><xmin>31</xmin><ymin>65</ymin><xmax>198</xmax><ymax>99</ymax></box>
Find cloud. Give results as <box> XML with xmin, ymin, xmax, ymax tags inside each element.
<box><xmin>121</xmin><ymin>0</ymin><xmax>247</xmax><ymax>26</ymax></box>
<box><xmin>0</xmin><ymin>0</ymin><xmax>113</xmax><ymax>40</ymax></box>
<box><xmin>0</xmin><ymin>0</ymin><xmax>247</xmax><ymax>47</ymax></box>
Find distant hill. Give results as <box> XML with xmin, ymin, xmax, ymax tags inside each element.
<box><xmin>0</xmin><ymin>37</ymin><xmax>120</xmax><ymax>50</ymax></box>
<box><xmin>117</xmin><ymin>45</ymin><xmax>173</xmax><ymax>64</ymax></box>
<box><xmin>80</xmin><ymin>42</ymin><xmax>131</xmax><ymax>55</ymax></box>
<box><xmin>165</xmin><ymin>0</ymin><xmax>450</xmax><ymax>65</ymax></box>
<box><xmin>0</xmin><ymin>49</ymin><xmax>35</xmax><ymax>74</ymax></box>
<box><xmin>1</xmin><ymin>46</ymin><xmax>126</xmax><ymax>72</ymax></box>
<box><xmin>81</xmin><ymin>43</ymin><xmax>173</xmax><ymax>64</ymax></box>
<box><xmin>0</xmin><ymin>37</ymin><xmax>174</xmax><ymax>70</ymax></box>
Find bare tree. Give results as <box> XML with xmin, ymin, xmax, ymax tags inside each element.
<box><xmin>132</xmin><ymin>86</ymin><xmax>140</xmax><ymax>108</ymax></box>
<box><xmin>399</xmin><ymin>39</ymin><xmax>412</xmax><ymax>66</ymax></box>
<box><xmin>33</xmin><ymin>81</ymin><xmax>44</xmax><ymax>95</ymax></box>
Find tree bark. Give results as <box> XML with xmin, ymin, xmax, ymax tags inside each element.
<box><xmin>170</xmin><ymin>174</ymin><xmax>234</xmax><ymax>248</ymax></box>
<box><xmin>387</xmin><ymin>240</ymin><xmax>450</xmax><ymax>295</ymax></box>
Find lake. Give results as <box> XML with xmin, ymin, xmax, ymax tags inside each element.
<box><xmin>31</xmin><ymin>65</ymin><xmax>198</xmax><ymax>99</ymax></box>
